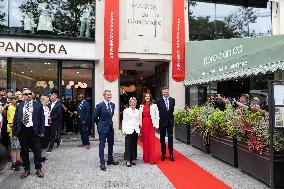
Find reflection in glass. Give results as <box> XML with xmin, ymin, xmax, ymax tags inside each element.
<box><xmin>0</xmin><ymin>59</ymin><xmax>7</xmax><ymax>89</ymax></box>
<box><xmin>11</xmin><ymin>59</ymin><xmax>58</xmax><ymax>95</ymax></box>
<box><xmin>7</xmin><ymin>0</ymin><xmax>95</xmax><ymax>39</ymax></box>
<box><xmin>189</xmin><ymin>1</ymin><xmax>272</xmax><ymax>41</ymax></box>
<box><xmin>37</xmin><ymin>1</ymin><xmax>53</xmax><ymax>32</ymax></box>
<box><xmin>0</xmin><ymin>0</ymin><xmax>8</xmax><ymax>33</ymax></box>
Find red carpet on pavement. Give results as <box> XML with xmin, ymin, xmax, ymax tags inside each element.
<box><xmin>138</xmin><ymin>137</ymin><xmax>231</xmax><ymax>189</ymax></box>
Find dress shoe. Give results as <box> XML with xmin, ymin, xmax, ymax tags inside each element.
<box><xmin>131</xmin><ymin>162</ymin><xmax>136</xmax><ymax>165</ymax></box>
<box><xmin>47</xmin><ymin>148</ymin><xmax>52</xmax><ymax>153</ymax></box>
<box><xmin>41</xmin><ymin>157</ymin><xmax>47</xmax><ymax>163</ymax></box>
<box><xmin>57</xmin><ymin>139</ymin><xmax>62</xmax><ymax>148</ymax></box>
<box><xmin>85</xmin><ymin>145</ymin><xmax>90</xmax><ymax>149</ymax></box>
<box><xmin>78</xmin><ymin>144</ymin><xmax>86</xmax><ymax>147</ymax></box>
<box><xmin>170</xmin><ymin>154</ymin><xmax>175</xmax><ymax>161</ymax></box>
<box><xmin>126</xmin><ymin>162</ymin><xmax>131</xmax><ymax>167</ymax></box>
<box><xmin>20</xmin><ymin>171</ymin><xmax>30</xmax><ymax>179</ymax></box>
<box><xmin>161</xmin><ymin>154</ymin><xmax>165</xmax><ymax>161</ymax></box>
<box><xmin>36</xmin><ymin>169</ymin><xmax>44</xmax><ymax>178</ymax></box>
<box><xmin>107</xmin><ymin>160</ymin><xmax>119</xmax><ymax>165</ymax></box>
<box><xmin>100</xmin><ymin>164</ymin><xmax>106</xmax><ymax>171</ymax></box>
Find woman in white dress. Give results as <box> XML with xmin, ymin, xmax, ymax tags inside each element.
<box><xmin>122</xmin><ymin>97</ymin><xmax>140</xmax><ymax>167</ymax></box>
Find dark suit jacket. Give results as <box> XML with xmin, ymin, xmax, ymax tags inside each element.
<box><xmin>93</xmin><ymin>101</ymin><xmax>115</xmax><ymax>134</ymax></box>
<box><xmin>49</xmin><ymin>100</ymin><xmax>62</xmax><ymax>127</ymax></box>
<box><xmin>13</xmin><ymin>100</ymin><xmax>45</xmax><ymax>137</ymax></box>
<box><xmin>77</xmin><ymin>100</ymin><xmax>91</xmax><ymax>125</ymax></box>
<box><xmin>156</xmin><ymin>96</ymin><xmax>175</xmax><ymax>127</ymax></box>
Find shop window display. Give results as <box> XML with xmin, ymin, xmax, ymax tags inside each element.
<box><xmin>10</xmin><ymin>59</ymin><xmax>58</xmax><ymax>95</ymax></box>
<box><xmin>7</xmin><ymin>0</ymin><xmax>96</xmax><ymax>39</ymax></box>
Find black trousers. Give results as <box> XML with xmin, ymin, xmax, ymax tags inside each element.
<box><xmin>41</xmin><ymin>127</ymin><xmax>50</xmax><ymax>149</ymax></box>
<box><xmin>159</xmin><ymin>119</ymin><xmax>174</xmax><ymax>155</ymax></box>
<box><xmin>99</xmin><ymin>128</ymin><xmax>114</xmax><ymax>165</ymax></box>
<box><xmin>18</xmin><ymin>126</ymin><xmax>42</xmax><ymax>171</ymax></box>
<box><xmin>49</xmin><ymin>124</ymin><xmax>61</xmax><ymax>149</ymax></box>
<box><xmin>125</xmin><ymin>132</ymin><xmax>138</xmax><ymax>162</ymax></box>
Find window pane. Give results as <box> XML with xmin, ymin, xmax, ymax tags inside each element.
<box><xmin>0</xmin><ymin>59</ymin><xmax>7</xmax><ymax>89</ymax></box>
<box><xmin>189</xmin><ymin>1</ymin><xmax>272</xmax><ymax>40</ymax></box>
<box><xmin>9</xmin><ymin>0</ymin><xmax>96</xmax><ymax>39</ymax></box>
<box><xmin>11</xmin><ymin>59</ymin><xmax>57</xmax><ymax>95</ymax></box>
<box><xmin>0</xmin><ymin>0</ymin><xmax>8</xmax><ymax>33</ymax></box>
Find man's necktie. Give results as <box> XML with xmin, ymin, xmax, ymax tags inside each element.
<box><xmin>107</xmin><ymin>102</ymin><xmax>111</xmax><ymax>113</ymax></box>
<box><xmin>23</xmin><ymin>102</ymin><xmax>30</xmax><ymax>125</ymax></box>
<box><xmin>165</xmin><ymin>98</ymin><xmax>169</xmax><ymax>111</ymax></box>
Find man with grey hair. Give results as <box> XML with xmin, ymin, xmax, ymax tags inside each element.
<box><xmin>93</xmin><ymin>90</ymin><xmax>119</xmax><ymax>171</ymax></box>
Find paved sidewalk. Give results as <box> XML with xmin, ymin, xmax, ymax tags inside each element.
<box><xmin>0</xmin><ymin>136</ymin><xmax>270</xmax><ymax>189</ymax></box>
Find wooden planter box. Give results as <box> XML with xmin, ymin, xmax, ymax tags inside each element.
<box><xmin>210</xmin><ymin>136</ymin><xmax>238</xmax><ymax>167</ymax></box>
<box><xmin>238</xmin><ymin>144</ymin><xmax>271</xmax><ymax>185</ymax></box>
<box><xmin>190</xmin><ymin>125</ymin><xmax>209</xmax><ymax>153</ymax></box>
<box><xmin>175</xmin><ymin>124</ymin><xmax>190</xmax><ymax>144</ymax></box>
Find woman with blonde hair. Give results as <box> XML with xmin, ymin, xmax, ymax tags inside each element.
<box><xmin>139</xmin><ymin>93</ymin><xmax>159</xmax><ymax>164</ymax></box>
<box><xmin>122</xmin><ymin>97</ymin><xmax>139</xmax><ymax>167</ymax></box>
<box><xmin>40</xmin><ymin>96</ymin><xmax>51</xmax><ymax>162</ymax></box>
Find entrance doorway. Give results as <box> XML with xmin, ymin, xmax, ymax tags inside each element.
<box><xmin>119</xmin><ymin>60</ymin><xmax>169</xmax><ymax>128</ymax></box>
<box><xmin>61</xmin><ymin>61</ymin><xmax>94</xmax><ymax>137</ymax></box>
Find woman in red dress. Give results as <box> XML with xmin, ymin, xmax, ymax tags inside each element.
<box><xmin>139</xmin><ymin>93</ymin><xmax>159</xmax><ymax>164</ymax></box>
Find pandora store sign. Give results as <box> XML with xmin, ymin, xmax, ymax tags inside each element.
<box><xmin>0</xmin><ymin>37</ymin><xmax>96</xmax><ymax>60</ymax></box>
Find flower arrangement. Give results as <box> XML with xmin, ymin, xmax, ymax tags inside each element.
<box><xmin>174</xmin><ymin>104</ymin><xmax>284</xmax><ymax>154</ymax></box>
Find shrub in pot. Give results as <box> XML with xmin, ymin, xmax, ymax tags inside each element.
<box><xmin>190</xmin><ymin>104</ymin><xmax>214</xmax><ymax>153</ymax></box>
<box><xmin>237</xmin><ymin>110</ymin><xmax>284</xmax><ymax>186</ymax></box>
<box><xmin>208</xmin><ymin>105</ymin><xmax>239</xmax><ymax>167</ymax></box>
<box><xmin>174</xmin><ymin>107</ymin><xmax>191</xmax><ymax>144</ymax></box>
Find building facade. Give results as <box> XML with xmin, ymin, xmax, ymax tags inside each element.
<box><xmin>0</xmin><ymin>0</ymin><xmax>188</xmax><ymax>139</ymax></box>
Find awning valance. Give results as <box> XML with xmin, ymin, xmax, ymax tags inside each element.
<box><xmin>185</xmin><ymin>35</ymin><xmax>284</xmax><ymax>86</ymax></box>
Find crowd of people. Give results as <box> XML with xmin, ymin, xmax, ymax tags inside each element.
<box><xmin>0</xmin><ymin>86</ymin><xmax>176</xmax><ymax>177</ymax></box>
<box><xmin>208</xmin><ymin>93</ymin><xmax>269</xmax><ymax>114</ymax></box>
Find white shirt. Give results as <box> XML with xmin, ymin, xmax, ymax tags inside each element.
<box><xmin>122</xmin><ymin>108</ymin><xmax>140</xmax><ymax>134</ymax></box>
<box><xmin>23</xmin><ymin>101</ymin><xmax>33</xmax><ymax>127</ymax></box>
<box><xmin>104</xmin><ymin>100</ymin><xmax>112</xmax><ymax>113</ymax></box>
<box><xmin>43</xmin><ymin>105</ymin><xmax>50</xmax><ymax>126</ymax></box>
<box><xmin>51</xmin><ymin>100</ymin><xmax>58</xmax><ymax>111</ymax></box>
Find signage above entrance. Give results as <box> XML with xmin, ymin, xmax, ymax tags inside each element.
<box><xmin>0</xmin><ymin>37</ymin><xmax>97</xmax><ymax>61</ymax></box>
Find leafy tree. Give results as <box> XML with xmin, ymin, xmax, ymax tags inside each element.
<box><xmin>224</xmin><ymin>7</ymin><xmax>258</xmax><ymax>37</ymax></box>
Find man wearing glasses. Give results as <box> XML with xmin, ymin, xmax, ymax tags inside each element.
<box><xmin>13</xmin><ymin>89</ymin><xmax>45</xmax><ymax>179</ymax></box>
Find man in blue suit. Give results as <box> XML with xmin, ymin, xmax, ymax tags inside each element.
<box><xmin>13</xmin><ymin>89</ymin><xmax>45</xmax><ymax>178</ymax></box>
<box><xmin>77</xmin><ymin>94</ymin><xmax>91</xmax><ymax>149</ymax></box>
<box><xmin>93</xmin><ymin>90</ymin><xmax>119</xmax><ymax>171</ymax></box>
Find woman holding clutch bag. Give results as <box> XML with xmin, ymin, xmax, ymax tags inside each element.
<box><xmin>122</xmin><ymin>97</ymin><xmax>139</xmax><ymax>167</ymax></box>
<box><xmin>139</xmin><ymin>93</ymin><xmax>159</xmax><ymax>165</ymax></box>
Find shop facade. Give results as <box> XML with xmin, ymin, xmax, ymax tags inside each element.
<box><xmin>0</xmin><ymin>0</ymin><xmax>188</xmax><ymax>139</ymax></box>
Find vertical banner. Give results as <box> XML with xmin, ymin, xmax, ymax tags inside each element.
<box><xmin>104</xmin><ymin>0</ymin><xmax>119</xmax><ymax>81</ymax></box>
<box><xmin>172</xmin><ymin>0</ymin><xmax>185</xmax><ymax>82</ymax></box>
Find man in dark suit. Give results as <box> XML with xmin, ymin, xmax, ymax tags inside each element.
<box><xmin>156</xmin><ymin>87</ymin><xmax>175</xmax><ymax>161</ymax></box>
<box><xmin>93</xmin><ymin>90</ymin><xmax>119</xmax><ymax>171</ymax></box>
<box><xmin>13</xmin><ymin>89</ymin><xmax>45</xmax><ymax>178</ymax></box>
<box><xmin>77</xmin><ymin>94</ymin><xmax>91</xmax><ymax>148</ymax></box>
<box><xmin>47</xmin><ymin>89</ymin><xmax>62</xmax><ymax>152</ymax></box>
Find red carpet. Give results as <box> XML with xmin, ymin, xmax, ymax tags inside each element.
<box><xmin>138</xmin><ymin>137</ymin><xmax>231</xmax><ymax>189</ymax></box>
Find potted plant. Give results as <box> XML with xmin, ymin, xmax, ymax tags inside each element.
<box><xmin>174</xmin><ymin>107</ymin><xmax>191</xmax><ymax>144</ymax></box>
<box><xmin>209</xmin><ymin>105</ymin><xmax>239</xmax><ymax>167</ymax></box>
<box><xmin>190</xmin><ymin>104</ymin><xmax>214</xmax><ymax>153</ymax></box>
<box><xmin>237</xmin><ymin>110</ymin><xmax>284</xmax><ymax>187</ymax></box>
